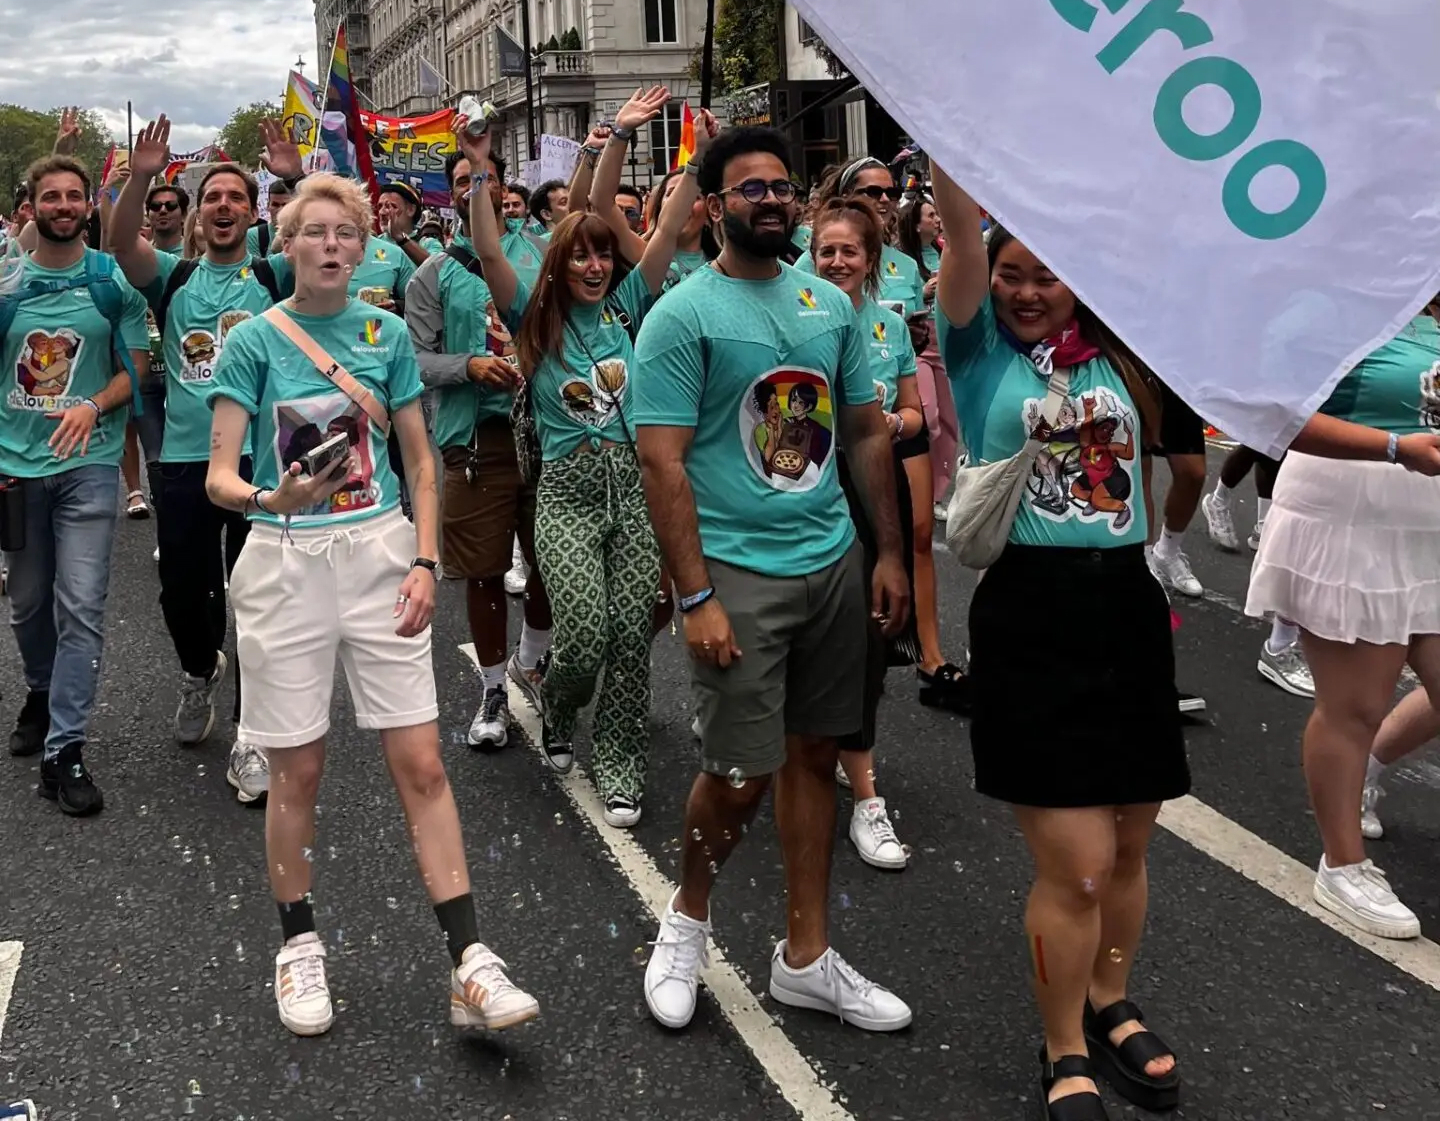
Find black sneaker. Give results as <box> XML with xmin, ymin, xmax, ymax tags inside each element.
<box><xmin>8</xmin><ymin>689</ymin><xmax>49</xmax><ymax>757</ymax></box>
<box><xmin>38</xmin><ymin>742</ymin><xmax>104</xmax><ymax>816</ymax></box>
<box><xmin>541</xmin><ymin>720</ymin><xmax>574</xmax><ymax>775</ymax></box>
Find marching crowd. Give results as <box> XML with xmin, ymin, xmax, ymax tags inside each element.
<box><xmin>2</xmin><ymin>83</ymin><xmax>1438</xmax><ymax>1121</ymax></box>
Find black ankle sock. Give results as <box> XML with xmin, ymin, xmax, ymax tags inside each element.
<box><xmin>277</xmin><ymin>896</ymin><xmax>316</xmax><ymax>942</ymax></box>
<box><xmin>434</xmin><ymin>894</ymin><xmax>480</xmax><ymax>966</ymax></box>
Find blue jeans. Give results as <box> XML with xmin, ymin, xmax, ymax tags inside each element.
<box><xmin>4</xmin><ymin>466</ymin><xmax>119</xmax><ymax>760</ymax></box>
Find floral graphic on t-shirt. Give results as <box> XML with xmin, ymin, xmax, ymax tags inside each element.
<box><xmin>739</xmin><ymin>368</ymin><xmax>835</xmax><ymax>493</ymax></box>
<box><xmin>1022</xmin><ymin>387</ymin><xmax>1136</xmax><ymax>532</ymax></box>
<box><xmin>273</xmin><ymin>395</ymin><xmax>379</xmax><ymax>517</ymax></box>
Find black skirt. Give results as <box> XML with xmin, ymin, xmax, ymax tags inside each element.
<box><xmin>968</xmin><ymin>544</ymin><xmax>1190</xmax><ymax>808</ymax></box>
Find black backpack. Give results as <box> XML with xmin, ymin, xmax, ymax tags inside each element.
<box><xmin>251</xmin><ymin>221</ymin><xmax>271</xmax><ymax>256</ymax></box>
<box><xmin>154</xmin><ymin>257</ymin><xmax>282</xmax><ymax>337</ymax></box>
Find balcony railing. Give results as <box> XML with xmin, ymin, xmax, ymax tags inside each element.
<box><xmin>538</xmin><ymin>50</ymin><xmax>592</xmax><ymax>76</ymax></box>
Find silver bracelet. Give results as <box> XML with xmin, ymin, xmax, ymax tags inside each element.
<box><xmin>1386</xmin><ymin>431</ymin><xmax>1400</xmax><ymax>464</ymax></box>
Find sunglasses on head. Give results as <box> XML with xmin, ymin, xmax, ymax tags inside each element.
<box><xmin>853</xmin><ymin>184</ymin><xmax>902</xmax><ymax>201</ymax></box>
<box><xmin>147</xmin><ymin>200</ymin><xmax>180</xmax><ymax>212</ymax></box>
<box><xmin>720</xmin><ymin>178</ymin><xmax>797</xmax><ymax>205</ymax></box>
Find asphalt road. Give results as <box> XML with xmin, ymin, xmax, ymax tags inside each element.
<box><xmin>2</xmin><ymin>447</ymin><xmax>1439</xmax><ymax>1121</ymax></box>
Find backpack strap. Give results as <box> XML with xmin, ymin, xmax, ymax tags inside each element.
<box><xmin>254</xmin><ymin>222</ymin><xmax>271</xmax><ymax>256</ymax></box>
<box><xmin>603</xmin><ymin>297</ymin><xmax>637</xmax><ymax>345</ymax></box>
<box><xmin>249</xmin><ymin>258</ymin><xmax>282</xmax><ymax>306</ymax></box>
<box><xmin>261</xmin><ymin>306</ymin><xmax>391</xmax><ymax>437</ymax></box>
<box><xmin>154</xmin><ymin>257</ymin><xmax>200</xmax><ymax>338</ymax></box>
<box><xmin>82</xmin><ymin>248</ymin><xmax>143</xmax><ymax>416</ymax></box>
<box><xmin>444</xmin><ymin>243</ymin><xmax>485</xmax><ymax>280</ymax></box>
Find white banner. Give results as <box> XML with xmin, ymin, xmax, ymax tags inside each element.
<box><xmin>795</xmin><ymin>0</ymin><xmax>1440</xmax><ymax>455</ymax></box>
<box><xmin>537</xmin><ymin>134</ymin><xmax>580</xmax><ymax>186</ymax></box>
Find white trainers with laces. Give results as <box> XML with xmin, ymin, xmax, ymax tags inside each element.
<box><xmin>503</xmin><ymin>539</ymin><xmax>529</xmax><ymax>596</ymax></box>
<box><xmin>467</xmin><ymin>684</ymin><xmax>510</xmax><ymax>749</ymax></box>
<box><xmin>450</xmin><ymin>943</ymin><xmax>539</xmax><ymax>1029</ymax></box>
<box><xmin>1361</xmin><ymin>781</ymin><xmax>1385</xmax><ymax>840</ymax></box>
<box><xmin>1152</xmin><ymin>547</ymin><xmax>1203</xmax><ymax>598</ymax></box>
<box><xmin>1201</xmin><ymin>492</ymin><xmax>1240</xmax><ymax>552</ymax></box>
<box><xmin>175</xmin><ymin>651</ymin><xmax>227</xmax><ymax>745</ymax></box>
<box><xmin>644</xmin><ymin>890</ymin><xmax>711</xmax><ymax>1029</ymax></box>
<box><xmin>849</xmin><ymin>797</ymin><xmax>907</xmax><ymax>870</ymax></box>
<box><xmin>1313</xmin><ymin>856</ymin><xmax>1419</xmax><ymax>939</ymax></box>
<box><xmin>768</xmin><ymin>941</ymin><xmax>912</xmax><ymax>1031</ymax></box>
<box><xmin>1247</xmin><ymin>519</ymin><xmax>1264</xmax><ymax>551</ymax></box>
<box><xmin>1258</xmin><ymin>641</ymin><xmax>1315</xmax><ymax>698</ymax></box>
<box><xmin>275</xmin><ymin>933</ymin><xmax>334</xmax><ymax>1036</ymax></box>
<box><xmin>227</xmin><ymin>740</ymin><xmax>269</xmax><ymax>804</ymax></box>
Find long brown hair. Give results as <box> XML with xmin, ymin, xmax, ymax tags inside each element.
<box><xmin>516</xmin><ymin>211</ymin><xmax>622</xmax><ymax>377</ymax></box>
<box><xmin>810</xmin><ymin>197</ymin><xmax>883</xmax><ymax>300</ymax></box>
<box><xmin>986</xmin><ymin>226</ymin><xmax>1161</xmax><ymax>446</ymax></box>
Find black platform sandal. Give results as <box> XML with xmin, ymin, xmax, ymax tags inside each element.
<box><xmin>1036</xmin><ymin>1047</ymin><xmax>1111</xmax><ymax>1121</ymax></box>
<box><xmin>1083</xmin><ymin>999</ymin><xmax>1180</xmax><ymax>1111</ymax></box>
<box><xmin>918</xmin><ymin>663</ymin><xmax>972</xmax><ymax>713</ymax></box>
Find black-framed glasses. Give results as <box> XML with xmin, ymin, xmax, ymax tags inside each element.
<box><xmin>147</xmin><ymin>200</ymin><xmax>179</xmax><ymax>212</ymax></box>
<box><xmin>720</xmin><ymin>178</ymin><xmax>797</xmax><ymax>205</ymax></box>
<box><xmin>853</xmin><ymin>184</ymin><xmax>902</xmax><ymax>201</ymax></box>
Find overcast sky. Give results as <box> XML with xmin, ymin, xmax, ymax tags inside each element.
<box><xmin>0</xmin><ymin>0</ymin><xmax>317</xmax><ymax>151</ymax></box>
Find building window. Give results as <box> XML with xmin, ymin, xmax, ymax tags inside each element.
<box><xmin>798</xmin><ymin>17</ymin><xmax>818</xmax><ymax>44</ymax></box>
<box><xmin>649</xmin><ymin>101</ymin><xmax>683</xmax><ymax>175</ymax></box>
<box><xmin>644</xmin><ymin>0</ymin><xmax>676</xmax><ymax>44</ymax></box>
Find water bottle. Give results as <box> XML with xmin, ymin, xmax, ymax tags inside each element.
<box><xmin>456</xmin><ymin>97</ymin><xmax>498</xmax><ymax>138</ymax></box>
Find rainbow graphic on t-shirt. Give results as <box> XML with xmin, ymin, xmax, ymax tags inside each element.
<box><xmin>359</xmin><ymin>318</ymin><xmax>382</xmax><ymax>345</ymax></box>
<box><xmin>798</xmin><ymin>288</ymin><xmax>817</xmax><ymax>310</ymax></box>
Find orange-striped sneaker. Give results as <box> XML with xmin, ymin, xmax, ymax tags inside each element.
<box><xmin>274</xmin><ymin>933</ymin><xmax>334</xmax><ymax>1036</ymax></box>
<box><xmin>450</xmin><ymin>943</ymin><xmax>539</xmax><ymax>1030</ymax></box>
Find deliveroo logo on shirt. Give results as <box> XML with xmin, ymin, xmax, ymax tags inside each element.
<box><xmin>1049</xmin><ymin>0</ymin><xmax>1327</xmax><ymax>240</ymax></box>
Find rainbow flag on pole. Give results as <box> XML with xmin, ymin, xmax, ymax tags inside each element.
<box><xmin>326</xmin><ymin>24</ymin><xmax>379</xmax><ymax>209</ymax></box>
<box><xmin>672</xmin><ymin>102</ymin><xmax>696</xmax><ymax>170</ymax></box>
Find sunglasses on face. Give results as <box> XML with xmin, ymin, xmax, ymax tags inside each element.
<box><xmin>147</xmin><ymin>200</ymin><xmax>180</xmax><ymax>212</ymax></box>
<box><xmin>720</xmin><ymin>178</ymin><xmax>797</xmax><ymax>205</ymax></box>
<box><xmin>853</xmin><ymin>184</ymin><xmax>902</xmax><ymax>201</ymax></box>
<box><xmin>620</xmin><ymin>206</ymin><xmax>641</xmax><ymax>221</ymax></box>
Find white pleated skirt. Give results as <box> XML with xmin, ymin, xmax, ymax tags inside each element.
<box><xmin>1245</xmin><ymin>451</ymin><xmax>1440</xmax><ymax>645</ymax></box>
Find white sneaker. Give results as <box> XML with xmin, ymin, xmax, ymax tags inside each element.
<box><xmin>1258</xmin><ymin>641</ymin><xmax>1315</xmax><ymax>698</ymax></box>
<box><xmin>932</xmin><ymin>502</ymin><xmax>948</xmax><ymax>523</ymax></box>
<box><xmin>450</xmin><ymin>943</ymin><xmax>539</xmax><ymax>1030</ymax></box>
<box><xmin>1152</xmin><ymin>546</ymin><xmax>1203</xmax><ymax>597</ymax></box>
<box><xmin>1361</xmin><ymin>781</ymin><xmax>1385</xmax><ymax>840</ymax></box>
<box><xmin>275</xmin><ymin>933</ymin><xmax>334</xmax><ymax>1036</ymax></box>
<box><xmin>175</xmin><ymin>651</ymin><xmax>227</xmax><ymax>745</ymax></box>
<box><xmin>1201</xmin><ymin>492</ymin><xmax>1240</xmax><ymax>552</ymax></box>
<box><xmin>153</xmin><ymin>546</ymin><xmax>160</xmax><ymax>563</ymax></box>
<box><xmin>603</xmin><ymin>794</ymin><xmax>642</xmax><ymax>829</ymax></box>
<box><xmin>1313</xmin><ymin>856</ymin><xmax>1419</xmax><ymax>939</ymax></box>
<box><xmin>227</xmin><ymin>740</ymin><xmax>269</xmax><ymax>804</ymax></box>
<box><xmin>768</xmin><ymin>941</ymin><xmax>912</xmax><ymax>1031</ymax></box>
<box><xmin>849</xmin><ymin>797</ymin><xmax>907</xmax><ymax>870</ymax></box>
<box><xmin>644</xmin><ymin>890</ymin><xmax>711</xmax><ymax>1029</ymax></box>
<box><xmin>1247</xmin><ymin>519</ymin><xmax>1264</xmax><ymax>552</ymax></box>
<box><xmin>506</xmin><ymin>650</ymin><xmax>545</xmax><ymax>715</ymax></box>
<box><xmin>834</xmin><ymin>760</ymin><xmax>852</xmax><ymax>789</ymax></box>
<box><xmin>467</xmin><ymin>685</ymin><xmax>510</xmax><ymax>749</ymax></box>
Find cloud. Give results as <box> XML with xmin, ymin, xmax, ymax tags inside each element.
<box><xmin>0</xmin><ymin>0</ymin><xmax>316</xmax><ymax>151</ymax></box>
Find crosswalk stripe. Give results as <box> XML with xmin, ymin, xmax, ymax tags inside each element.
<box><xmin>0</xmin><ymin>942</ymin><xmax>23</xmax><ymax>1044</ymax></box>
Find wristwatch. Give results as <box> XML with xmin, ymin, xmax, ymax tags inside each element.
<box><xmin>610</xmin><ymin>125</ymin><xmax>635</xmax><ymax>142</ymax></box>
<box><xmin>411</xmin><ymin>557</ymin><xmax>439</xmax><ymax>573</ymax></box>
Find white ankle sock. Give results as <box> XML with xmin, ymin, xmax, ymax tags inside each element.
<box><xmin>1212</xmin><ymin>480</ymin><xmax>1234</xmax><ymax>504</ymax></box>
<box><xmin>1266</xmin><ymin>618</ymin><xmax>1299</xmax><ymax>653</ymax></box>
<box><xmin>1154</xmin><ymin>526</ymin><xmax>1184</xmax><ymax>559</ymax></box>
<box><xmin>1256</xmin><ymin>496</ymin><xmax>1271</xmax><ymax>523</ymax></box>
<box><xmin>480</xmin><ymin>662</ymin><xmax>506</xmax><ymax>693</ymax></box>
<box><xmin>1366</xmin><ymin>754</ymin><xmax>1388</xmax><ymax>785</ymax></box>
<box><xmin>518</xmin><ymin>624</ymin><xmax>551</xmax><ymax>670</ymax></box>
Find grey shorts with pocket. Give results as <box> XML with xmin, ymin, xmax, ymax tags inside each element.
<box><xmin>692</xmin><ymin>541</ymin><xmax>866</xmax><ymax>778</ymax></box>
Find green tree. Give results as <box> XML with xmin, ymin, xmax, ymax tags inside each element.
<box><xmin>0</xmin><ymin>104</ymin><xmax>113</xmax><ymax>201</ymax></box>
<box><xmin>215</xmin><ymin>99</ymin><xmax>283</xmax><ymax>170</ymax></box>
<box><xmin>543</xmin><ymin>34</ymin><xmax>560</xmax><ymax>52</ymax></box>
<box><xmin>691</xmin><ymin>0</ymin><xmax>846</xmax><ymax>95</ymax></box>
<box><xmin>559</xmin><ymin>26</ymin><xmax>582</xmax><ymax>51</ymax></box>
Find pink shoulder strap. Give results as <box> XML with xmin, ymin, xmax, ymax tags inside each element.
<box><xmin>262</xmin><ymin>305</ymin><xmax>391</xmax><ymax>437</ymax></box>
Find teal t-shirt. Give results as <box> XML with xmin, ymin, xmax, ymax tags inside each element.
<box><xmin>425</xmin><ymin>234</ymin><xmax>522</xmax><ymax>448</ymax></box>
<box><xmin>661</xmin><ymin>249</ymin><xmax>708</xmax><ymax>296</ymax></box>
<box><xmin>633</xmin><ymin>264</ymin><xmax>872</xmax><ymax>577</ymax></box>
<box><xmin>792</xmin><ymin>224</ymin><xmax>812</xmax><ymax>251</ymax></box>
<box><xmin>531</xmin><ymin>269</ymin><xmax>653</xmax><ymax>461</ymax></box>
<box><xmin>419</xmin><ymin>236</ymin><xmax>445</xmax><ymax>256</ymax></box>
<box><xmin>208</xmin><ymin>300</ymin><xmax>423</xmax><ymax>526</ymax></box>
<box><xmin>245</xmin><ymin>224</ymin><xmax>278</xmax><ymax>257</ymax></box>
<box><xmin>503</xmin><ymin>220</ymin><xmax>547</xmax><ymax>293</ymax></box>
<box><xmin>0</xmin><ymin>254</ymin><xmax>148</xmax><ymax>478</ymax></box>
<box><xmin>798</xmin><ymin>242</ymin><xmax>926</xmax><ymax>316</ymax></box>
<box><xmin>939</xmin><ymin>296</ymin><xmax>1146</xmax><ymax>548</ymax></box>
<box><xmin>349</xmin><ymin>234</ymin><xmax>416</xmax><ymax>308</ymax></box>
<box><xmin>861</xmin><ymin>299</ymin><xmax>917</xmax><ymax>411</ymax></box>
<box><xmin>921</xmin><ymin>245</ymin><xmax>941</xmax><ymax>276</ymax></box>
<box><xmin>1320</xmin><ymin>314</ymin><xmax>1440</xmax><ymax>435</ymax></box>
<box><xmin>143</xmin><ymin>252</ymin><xmax>294</xmax><ymax>463</ymax></box>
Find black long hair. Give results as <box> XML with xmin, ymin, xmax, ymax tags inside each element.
<box><xmin>895</xmin><ymin>194</ymin><xmax>935</xmax><ymax>281</ymax></box>
<box><xmin>986</xmin><ymin>225</ymin><xmax>1161</xmax><ymax>447</ymax></box>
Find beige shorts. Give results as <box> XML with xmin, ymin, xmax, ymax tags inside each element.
<box><xmin>230</xmin><ymin>508</ymin><xmax>440</xmax><ymax>748</ymax></box>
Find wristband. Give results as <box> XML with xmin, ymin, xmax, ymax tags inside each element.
<box><xmin>610</xmin><ymin>125</ymin><xmax>635</xmax><ymax>142</ymax></box>
<box><xmin>81</xmin><ymin>398</ymin><xmax>102</xmax><ymax>417</ymax></box>
<box><xmin>581</xmin><ymin>145</ymin><xmax>603</xmax><ymax>158</ymax></box>
<box><xmin>677</xmin><ymin>586</ymin><xmax>715</xmax><ymax>614</ymax></box>
<box><xmin>254</xmin><ymin>489</ymin><xmax>276</xmax><ymax>515</ymax></box>
<box><xmin>1386</xmin><ymin>432</ymin><xmax>1400</xmax><ymax>464</ymax></box>
<box><xmin>411</xmin><ymin>556</ymin><xmax>438</xmax><ymax>573</ymax></box>
<box><xmin>683</xmin><ymin>160</ymin><xmax>701</xmax><ymax>177</ymax></box>
<box><xmin>463</xmin><ymin>172</ymin><xmax>492</xmax><ymax>201</ymax></box>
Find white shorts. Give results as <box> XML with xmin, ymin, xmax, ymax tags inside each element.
<box><xmin>1245</xmin><ymin>451</ymin><xmax>1440</xmax><ymax>646</ymax></box>
<box><xmin>230</xmin><ymin>508</ymin><xmax>440</xmax><ymax>748</ymax></box>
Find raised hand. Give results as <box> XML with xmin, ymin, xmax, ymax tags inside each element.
<box><xmin>53</xmin><ymin>107</ymin><xmax>82</xmax><ymax>156</ymax></box>
<box><xmin>583</xmin><ymin>123</ymin><xmax>613</xmax><ymax>149</ymax></box>
<box><xmin>130</xmin><ymin>116</ymin><xmax>172</xmax><ymax>179</ymax></box>
<box><xmin>453</xmin><ymin>114</ymin><xmax>492</xmax><ymax>172</ymax></box>
<box><xmin>615</xmin><ymin>86</ymin><xmax>670</xmax><ymax>131</ymax></box>
<box><xmin>693</xmin><ymin>107</ymin><xmax>719</xmax><ymax>158</ymax></box>
<box><xmin>258</xmin><ymin>118</ymin><xmax>303</xmax><ymax>180</ymax></box>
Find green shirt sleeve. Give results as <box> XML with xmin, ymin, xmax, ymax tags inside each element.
<box><xmin>835</xmin><ymin>303</ymin><xmax>875</xmax><ymax>406</ymax></box>
<box><xmin>388</xmin><ymin>322</ymin><xmax>425</xmax><ymax>412</ymax></box>
<box><xmin>266</xmin><ymin>253</ymin><xmax>295</xmax><ymax>297</ymax></box>
<box><xmin>937</xmin><ymin>294</ymin><xmax>999</xmax><ymax>378</ymax></box>
<box><xmin>613</xmin><ymin>267</ymin><xmax>656</xmax><ymax>331</ymax></box>
<box><xmin>118</xmin><ymin>277</ymin><xmax>150</xmax><ymax>352</ymax></box>
<box><xmin>208</xmin><ymin>318</ymin><xmax>264</xmax><ymax>415</ymax></box>
<box><xmin>633</xmin><ymin>305</ymin><xmax>704</xmax><ymax>427</ymax></box>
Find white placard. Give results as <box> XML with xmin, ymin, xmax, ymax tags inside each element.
<box><xmin>537</xmin><ymin>134</ymin><xmax>581</xmax><ymax>186</ymax></box>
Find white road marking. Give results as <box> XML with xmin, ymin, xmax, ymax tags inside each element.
<box><xmin>457</xmin><ymin>643</ymin><xmax>855</xmax><ymax>1121</ymax></box>
<box><xmin>0</xmin><ymin>941</ymin><xmax>22</xmax><ymax>1044</ymax></box>
<box><xmin>1158</xmin><ymin>796</ymin><xmax>1440</xmax><ymax>991</ymax></box>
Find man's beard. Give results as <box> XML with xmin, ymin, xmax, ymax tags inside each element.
<box><xmin>722</xmin><ymin>209</ymin><xmax>793</xmax><ymax>259</ymax></box>
<box><xmin>35</xmin><ymin>213</ymin><xmax>84</xmax><ymax>244</ymax></box>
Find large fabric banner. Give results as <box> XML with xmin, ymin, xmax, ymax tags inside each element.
<box><xmin>794</xmin><ymin>0</ymin><xmax>1440</xmax><ymax>455</ymax></box>
<box><xmin>357</xmin><ymin>108</ymin><xmax>458</xmax><ymax>208</ymax></box>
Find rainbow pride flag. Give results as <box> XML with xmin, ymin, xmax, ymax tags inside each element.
<box><xmin>326</xmin><ymin>24</ymin><xmax>379</xmax><ymax>209</ymax></box>
<box><xmin>672</xmin><ymin>102</ymin><xmax>696</xmax><ymax>170</ymax></box>
<box><xmin>357</xmin><ymin>107</ymin><xmax>459</xmax><ymax>209</ymax></box>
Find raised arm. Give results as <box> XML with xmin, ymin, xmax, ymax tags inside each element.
<box><xmin>454</xmin><ymin>118</ymin><xmax>518</xmax><ymax>313</ymax></box>
<box><xmin>567</xmin><ymin>124</ymin><xmax>609</xmax><ymax>214</ymax></box>
<box><xmin>109</xmin><ymin>116</ymin><xmax>171</xmax><ymax>290</ymax></box>
<box><xmin>931</xmin><ymin>163</ymin><xmax>990</xmax><ymax>329</ymax></box>
<box><xmin>636</xmin><ymin>108</ymin><xmax>717</xmax><ymax>295</ymax></box>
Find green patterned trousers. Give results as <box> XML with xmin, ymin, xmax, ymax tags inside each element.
<box><xmin>534</xmin><ymin>445</ymin><xmax>660</xmax><ymax>801</ymax></box>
